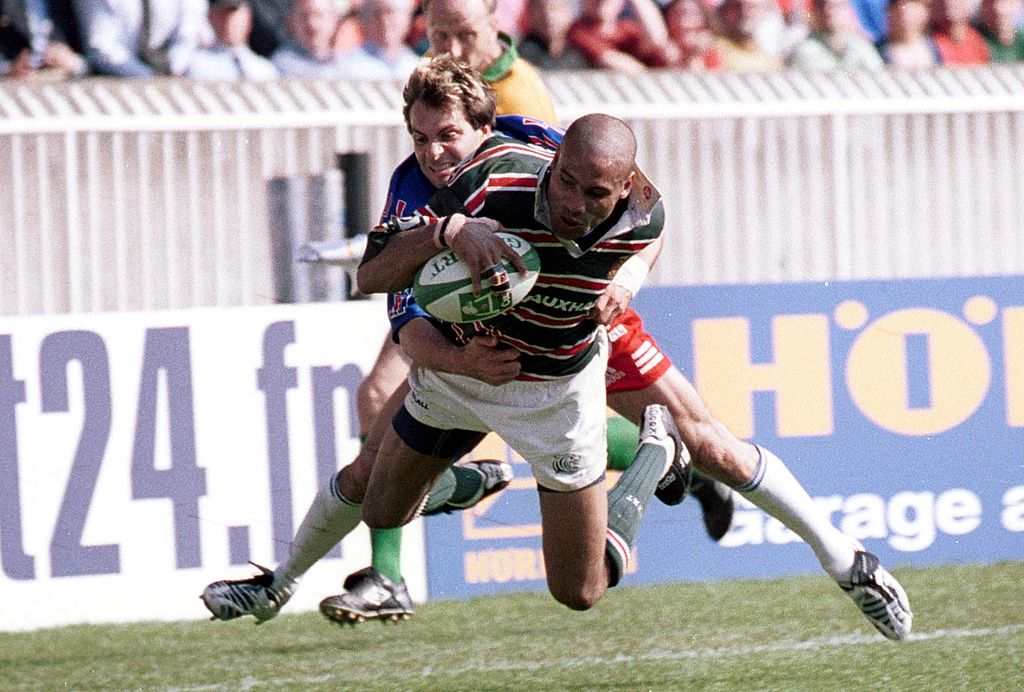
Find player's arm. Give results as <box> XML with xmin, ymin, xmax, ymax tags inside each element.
<box><xmin>398</xmin><ymin>319</ymin><xmax>520</xmax><ymax>385</ymax></box>
<box><xmin>591</xmin><ymin>209</ymin><xmax>665</xmax><ymax>325</ymax></box>
<box><xmin>357</xmin><ymin>212</ymin><xmax>525</xmax><ymax>296</ymax></box>
<box><xmin>357</xmin><ymin>216</ymin><xmax>446</xmax><ymax>294</ymax></box>
<box><xmin>388</xmin><ymin>284</ymin><xmax>519</xmax><ymax>385</ymax></box>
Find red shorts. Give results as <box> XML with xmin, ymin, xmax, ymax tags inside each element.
<box><xmin>605</xmin><ymin>307</ymin><xmax>672</xmax><ymax>393</ymax></box>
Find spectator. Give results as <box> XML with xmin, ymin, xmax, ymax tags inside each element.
<box><xmin>976</xmin><ymin>0</ymin><xmax>1024</xmax><ymax>61</ymax></box>
<box><xmin>334</xmin><ymin>1</ymin><xmax>368</xmax><ymax>54</ymax></box>
<box><xmin>246</xmin><ymin>0</ymin><xmax>289</xmax><ymax>56</ymax></box>
<box><xmin>877</xmin><ymin>0</ymin><xmax>940</xmax><ymax>67</ymax></box>
<box><xmin>567</xmin><ymin>0</ymin><xmax>673</xmax><ymax>73</ymax></box>
<box><xmin>754</xmin><ymin>0</ymin><xmax>809</xmax><ymax>59</ymax></box>
<box><xmin>849</xmin><ymin>0</ymin><xmax>890</xmax><ymax>41</ymax></box>
<box><xmin>76</xmin><ymin>0</ymin><xmax>206</xmax><ymax>77</ymax></box>
<box><xmin>335</xmin><ymin>0</ymin><xmax>420</xmax><ymax>80</ymax></box>
<box><xmin>517</xmin><ymin>0</ymin><xmax>590</xmax><ymax>69</ymax></box>
<box><xmin>495</xmin><ymin>0</ymin><xmax>528</xmax><ymax>38</ymax></box>
<box><xmin>1</xmin><ymin>0</ymin><xmax>87</xmax><ymax>79</ymax></box>
<box><xmin>186</xmin><ymin>0</ymin><xmax>278</xmax><ymax>80</ymax></box>
<box><xmin>424</xmin><ymin>0</ymin><xmax>556</xmax><ymax>120</ymax></box>
<box><xmin>714</xmin><ymin>0</ymin><xmax>785</xmax><ymax>70</ymax></box>
<box><xmin>931</xmin><ymin>0</ymin><xmax>990</xmax><ymax>63</ymax></box>
<box><xmin>271</xmin><ymin>0</ymin><xmax>348</xmax><ymax>78</ymax></box>
<box><xmin>652</xmin><ymin>0</ymin><xmax>723</xmax><ymax>70</ymax></box>
<box><xmin>788</xmin><ymin>0</ymin><xmax>885</xmax><ymax>67</ymax></box>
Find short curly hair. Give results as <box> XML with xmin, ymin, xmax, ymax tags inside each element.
<box><xmin>402</xmin><ymin>54</ymin><xmax>497</xmax><ymax>133</ymax></box>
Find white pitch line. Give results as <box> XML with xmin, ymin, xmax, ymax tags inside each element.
<box><xmin>168</xmin><ymin>624</ymin><xmax>1024</xmax><ymax>691</ymax></box>
<box><xmin>420</xmin><ymin>623</ymin><xmax>1024</xmax><ymax>677</ymax></box>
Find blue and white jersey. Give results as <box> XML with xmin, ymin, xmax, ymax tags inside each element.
<box><xmin>383</xmin><ymin>115</ymin><xmax>565</xmax><ymax>342</ymax></box>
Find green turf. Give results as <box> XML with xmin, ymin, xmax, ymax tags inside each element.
<box><xmin>2</xmin><ymin>562</ymin><xmax>1022</xmax><ymax>691</ymax></box>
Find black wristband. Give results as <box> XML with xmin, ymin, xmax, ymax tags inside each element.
<box><xmin>436</xmin><ymin>216</ymin><xmax>452</xmax><ymax>248</ymax></box>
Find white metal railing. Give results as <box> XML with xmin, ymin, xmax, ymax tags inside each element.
<box><xmin>2</xmin><ymin>67</ymin><xmax>1024</xmax><ymax>316</ymax></box>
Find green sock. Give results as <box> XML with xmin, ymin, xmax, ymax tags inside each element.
<box><xmin>606</xmin><ymin>416</ymin><xmax>639</xmax><ymax>471</ymax></box>
<box><xmin>605</xmin><ymin>439</ymin><xmax>668</xmax><ymax>586</ymax></box>
<box><xmin>360</xmin><ymin>431</ymin><xmax>404</xmax><ymax>583</ymax></box>
<box><xmin>370</xmin><ymin>527</ymin><xmax>403</xmax><ymax>583</ymax></box>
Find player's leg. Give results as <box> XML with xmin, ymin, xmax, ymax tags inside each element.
<box><xmin>605</xmin><ymin>414</ymin><xmax>640</xmax><ymax>471</ymax></box>
<box><xmin>619</xmin><ymin>365</ymin><xmax>912</xmax><ymax>639</ymax></box>
<box><xmin>320</xmin><ymin>374</ymin><xmax>489</xmax><ymax>624</ymax></box>
<box><xmin>356</xmin><ymin>335</ymin><xmax>410</xmax><ymax>434</ymax></box>
<box><xmin>614</xmin><ymin>365</ymin><xmax>851</xmax><ymax>554</ymax></box>
<box><xmin>605</xmin><ymin>404</ymin><xmax>733</xmax><ymax>540</ymax></box>
<box><xmin>199</xmin><ymin>380</ymin><xmax>409</xmax><ymax>623</ymax></box>
<box><xmin>272</xmin><ymin>379</ymin><xmax>409</xmax><ymax>594</ymax></box>
<box><xmin>353</xmin><ymin>337</ymin><xmax>412</xmax><ymax>589</ymax></box>
<box><xmin>319</xmin><ymin>412</ymin><xmax>472</xmax><ymax>624</ymax></box>
<box><xmin>605</xmin><ymin>308</ymin><xmax>735</xmax><ymax>537</ymax></box>
<box><xmin>199</xmin><ymin>376</ymin><xmax>484</xmax><ymax>623</ymax></box>
<box><xmin>537</xmin><ymin>481</ymin><xmax>610</xmax><ymax>609</ymax></box>
<box><xmin>501</xmin><ymin>339</ymin><xmax>683</xmax><ymax>609</ymax></box>
<box><xmin>360</xmin><ymin>422</ymin><xmax>465</xmax><ymax>528</ymax></box>
<box><xmin>539</xmin><ymin>403</ymin><xmax>690</xmax><ymax>609</ymax></box>
<box><xmin>198</xmin><ymin>464</ymin><xmax>368</xmax><ymax>624</ymax></box>
<box><xmin>319</xmin><ymin>472</ymin><xmax>511</xmax><ymax>627</ymax></box>
<box><xmin>357</xmin><ymin>336</ymin><xmax>512</xmax><ymax>568</ymax></box>
<box><xmin>605</xmin><ymin>371</ymin><xmax>753</xmax><ymax>486</ymax></box>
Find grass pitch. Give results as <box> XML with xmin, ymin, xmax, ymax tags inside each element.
<box><xmin>2</xmin><ymin>561</ymin><xmax>1021</xmax><ymax>691</ymax></box>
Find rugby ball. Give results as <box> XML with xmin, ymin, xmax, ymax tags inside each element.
<box><xmin>413</xmin><ymin>232</ymin><xmax>540</xmax><ymax>323</ymax></box>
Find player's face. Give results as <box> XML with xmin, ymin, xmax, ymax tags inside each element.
<box><xmin>408</xmin><ymin>101</ymin><xmax>492</xmax><ymax>188</ymax></box>
<box><xmin>546</xmin><ymin>152</ymin><xmax>633</xmax><ymax>240</ymax></box>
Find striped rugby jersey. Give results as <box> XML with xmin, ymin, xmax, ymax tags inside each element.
<box><xmin>366</xmin><ymin>133</ymin><xmax>664</xmax><ymax>380</ymax></box>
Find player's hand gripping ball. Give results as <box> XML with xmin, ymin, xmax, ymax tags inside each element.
<box><xmin>413</xmin><ymin>232</ymin><xmax>540</xmax><ymax>323</ymax></box>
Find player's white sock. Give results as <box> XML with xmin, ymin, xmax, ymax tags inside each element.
<box><xmin>737</xmin><ymin>445</ymin><xmax>856</xmax><ymax>582</ymax></box>
<box><xmin>271</xmin><ymin>475</ymin><xmax>362</xmax><ymax>593</ymax></box>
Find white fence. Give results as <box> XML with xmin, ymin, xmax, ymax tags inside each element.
<box><xmin>2</xmin><ymin>67</ymin><xmax>1024</xmax><ymax>316</ymax></box>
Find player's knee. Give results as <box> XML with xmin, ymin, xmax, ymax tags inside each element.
<box><xmin>549</xmin><ymin>582</ymin><xmax>603</xmax><ymax>611</ymax></box>
<box><xmin>337</xmin><ymin>460</ymin><xmax>368</xmax><ymax>505</ymax></box>
<box><xmin>356</xmin><ymin>379</ymin><xmax>387</xmax><ymax>423</ymax></box>
<box><xmin>360</xmin><ymin>502</ymin><xmax>403</xmax><ymax>529</ymax></box>
<box><xmin>690</xmin><ymin>434</ymin><xmax>732</xmax><ymax>472</ymax></box>
<box><xmin>690</xmin><ymin>428</ymin><xmax>751</xmax><ymax>486</ymax></box>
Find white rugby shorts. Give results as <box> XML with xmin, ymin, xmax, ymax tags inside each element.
<box><xmin>404</xmin><ymin>329</ymin><xmax>609</xmax><ymax>492</ymax></box>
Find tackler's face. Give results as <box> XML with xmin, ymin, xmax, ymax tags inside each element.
<box><xmin>546</xmin><ymin>150</ymin><xmax>633</xmax><ymax>240</ymax></box>
<box><xmin>408</xmin><ymin>101</ymin><xmax>492</xmax><ymax>188</ymax></box>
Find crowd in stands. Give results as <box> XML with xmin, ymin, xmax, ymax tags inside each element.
<box><xmin>2</xmin><ymin>0</ymin><xmax>1023</xmax><ymax>81</ymax></box>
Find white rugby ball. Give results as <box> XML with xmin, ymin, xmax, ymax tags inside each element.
<box><xmin>413</xmin><ymin>231</ymin><xmax>540</xmax><ymax>323</ymax></box>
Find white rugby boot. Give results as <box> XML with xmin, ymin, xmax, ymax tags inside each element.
<box><xmin>200</xmin><ymin>563</ymin><xmax>292</xmax><ymax>624</ymax></box>
<box><xmin>838</xmin><ymin>550</ymin><xmax>913</xmax><ymax>640</ymax></box>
